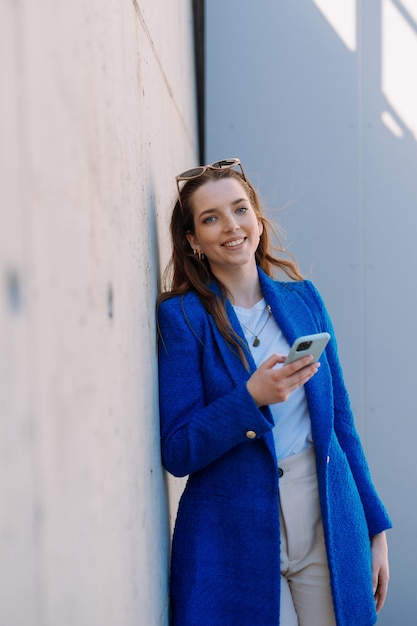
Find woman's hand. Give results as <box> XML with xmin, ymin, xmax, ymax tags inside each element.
<box><xmin>246</xmin><ymin>353</ymin><xmax>320</xmax><ymax>407</ymax></box>
<box><xmin>371</xmin><ymin>531</ymin><xmax>389</xmax><ymax>613</ymax></box>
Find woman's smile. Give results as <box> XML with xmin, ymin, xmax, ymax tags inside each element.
<box><xmin>222</xmin><ymin>237</ymin><xmax>246</xmax><ymax>248</ymax></box>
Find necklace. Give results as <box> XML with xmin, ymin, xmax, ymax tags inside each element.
<box><xmin>240</xmin><ymin>304</ymin><xmax>272</xmax><ymax>347</ymax></box>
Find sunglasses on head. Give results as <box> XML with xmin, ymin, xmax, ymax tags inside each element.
<box><xmin>175</xmin><ymin>158</ymin><xmax>247</xmax><ymax>210</ymax></box>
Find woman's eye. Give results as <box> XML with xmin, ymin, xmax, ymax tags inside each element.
<box><xmin>203</xmin><ymin>215</ymin><xmax>216</xmax><ymax>223</ymax></box>
<box><xmin>236</xmin><ymin>206</ymin><xmax>248</xmax><ymax>214</ymax></box>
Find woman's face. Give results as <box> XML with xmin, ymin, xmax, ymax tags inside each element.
<box><xmin>186</xmin><ymin>177</ymin><xmax>263</xmax><ymax>277</ymax></box>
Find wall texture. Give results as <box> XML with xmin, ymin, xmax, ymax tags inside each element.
<box><xmin>206</xmin><ymin>0</ymin><xmax>417</xmax><ymax>622</ymax></box>
<box><xmin>0</xmin><ymin>1</ymin><xmax>197</xmax><ymax>624</ymax></box>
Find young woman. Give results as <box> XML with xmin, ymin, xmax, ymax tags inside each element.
<box><xmin>157</xmin><ymin>159</ymin><xmax>391</xmax><ymax>625</ymax></box>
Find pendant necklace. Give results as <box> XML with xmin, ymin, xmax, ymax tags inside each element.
<box><xmin>240</xmin><ymin>304</ymin><xmax>272</xmax><ymax>347</ymax></box>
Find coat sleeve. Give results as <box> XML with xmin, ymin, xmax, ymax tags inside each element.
<box><xmin>304</xmin><ymin>281</ymin><xmax>392</xmax><ymax>536</ymax></box>
<box><xmin>157</xmin><ymin>297</ymin><xmax>275</xmax><ymax>477</ymax></box>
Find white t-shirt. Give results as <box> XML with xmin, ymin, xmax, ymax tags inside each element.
<box><xmin>233</xmin><ymin>298</ymin><xmax>313</xmax><ymax>460</ymax></box>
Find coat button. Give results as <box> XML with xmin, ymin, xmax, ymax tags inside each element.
<box><xmin>245</xmin><ymin>430</ymin><xmax>257</xmax><ymax>439</ymax></box>
<box><xmin>278</xmin><ymin>468</ymin><xmax>284</xmax><ymax>477</ymax></box>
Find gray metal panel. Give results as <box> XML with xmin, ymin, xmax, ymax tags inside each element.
<box><xmin>206</xmin><ymin>0</ymin><xmax>417</xmax><ymax>620</ymax></box>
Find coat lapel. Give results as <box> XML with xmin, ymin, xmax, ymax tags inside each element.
<box><xmin>258</xmin><ymin>270</ymin><xmax>314</xmax><ymax>345</ymax></box>
<box><xmin>258</xmin><ymin>271</ymin><xmax>334</xmax><ymax>453</ymax></box>
<box><xmin>207</xmin><ymin>269</ymin><xmax>333</xmax><ymax>459</ymax></box>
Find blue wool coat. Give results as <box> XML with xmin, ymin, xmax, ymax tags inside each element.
<box><xmin>158</xmin><ymin>269</ymin><xmax>392</xmax><ymax>626</ymax></box>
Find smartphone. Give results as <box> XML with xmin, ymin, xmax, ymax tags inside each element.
<box><xmin>284</xmin><ymin>332</ymin><xmax>330</xmax><ymax>366</ymax></box>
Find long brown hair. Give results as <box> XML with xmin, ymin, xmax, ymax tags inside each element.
<box><xmin>159</xmin><ymin>168</ymin><xmax>303</xmax><ymax>365</ymax></box>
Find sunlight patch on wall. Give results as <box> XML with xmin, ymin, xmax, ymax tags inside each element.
<box><xmin>381</xmin><ymin>111</ymin><xmax>404</xmax><ymax>138</ymax></box>
<box><xmin>382</xmin><ymin>0</ymin><xmax>417</xmax><ymax>139</ymax></box>
<box><xmin>312</xmin><ymin>0</ymin><xmax>356</xmax><ymax>51</ymax></box>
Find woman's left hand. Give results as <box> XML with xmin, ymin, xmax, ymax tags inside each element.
<box><xmin>371</xmin><ymin>531</ymin><xmax>389</xmax><ymax>613</ymax></box>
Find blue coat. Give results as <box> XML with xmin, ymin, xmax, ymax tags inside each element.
<box><xmin>158</xmin><ymin>269</ymin><xmax>392</xmax><ymax>626</ymax></box>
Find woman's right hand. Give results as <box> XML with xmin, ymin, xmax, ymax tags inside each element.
<box><xmin>246</xmin><ymin>353</ymin><xmax>320</xmax><ymax>407</ymax></box>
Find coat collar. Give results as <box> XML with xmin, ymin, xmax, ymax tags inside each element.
<box><xmin>207</xmin><ymin>267</ymin><xmax>317</xmax><ymax>375</ymax></box>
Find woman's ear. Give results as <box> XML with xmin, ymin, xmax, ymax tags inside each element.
<box><xmin>258</xmin><ymin>218</ymin><xmax>264</xmax><ymax>238</ymax></box>
<box><xmin>186</xmin><ymin>231</ymin><xmax>199</xmax><ymax>250</ymax></box>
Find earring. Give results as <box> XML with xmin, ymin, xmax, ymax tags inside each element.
<box><xmin>194</xmin><ymin>249</ymin><xmax>205</xmax><ymax>261</ymax></box>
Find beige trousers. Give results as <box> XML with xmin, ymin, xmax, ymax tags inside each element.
<box><xmin>278</xmin><ymin>447</ymin><xmax>336</xmax><ymax>626</ymax></box>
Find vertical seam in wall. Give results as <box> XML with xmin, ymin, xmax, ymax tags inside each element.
<box><xmin>357</xmin><ymin>0</ymin><xmax>367</xmax><ymax>448</ymax></box>
<box><xmin>192</xmin><ymin>0</ymin><xmax>205</xmax><ymax>163</ymax></box>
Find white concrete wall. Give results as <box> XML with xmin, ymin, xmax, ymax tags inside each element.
<box><xmin>206</xmin><ymin>1</ymin><xmax>417</xmax><ymax>622</ymax></box>
<box><xmin>0</xmin><ymin>1</ymin><xmax>196</xmax><ymax>624</ymax></box>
